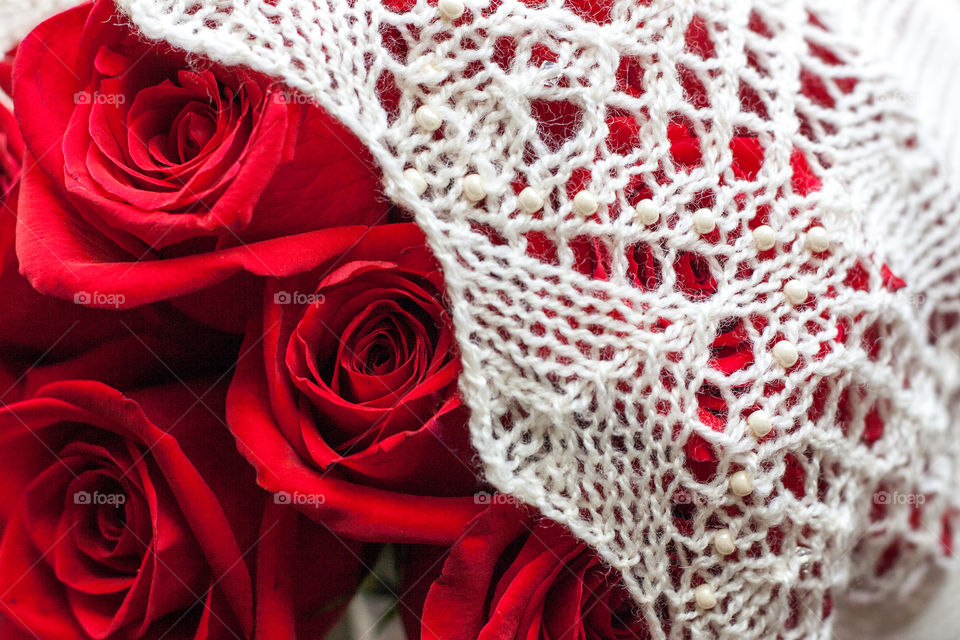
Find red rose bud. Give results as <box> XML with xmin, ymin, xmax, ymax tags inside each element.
<box><xmin>227</xmin><ymin>223</ymin><xmax>482</xmax><ymax>543</ymax></box>
<box><xmin>413</xmin><ymin>504</ymin><xmax>651</xmax><ymax>639</ymax></box>
<box><xmin>0</xmin><ymin>381</ymin><xmax>260</xmax><ymax>639</ymax></box>
<box><xmin>11</xmin><ymin>0</ymin><xmax>387</xmax><ymax>325</ymax></box>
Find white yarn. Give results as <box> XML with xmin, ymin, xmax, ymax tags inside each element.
<box><xmin>10</xmin><ymin>0</ymin><xmax>960</xmax><ymax>637</ymax></box>
<box><xmin>834</xmin><ymin>0</ymin><xmax>960</xmax><ymax>189</ymax></box>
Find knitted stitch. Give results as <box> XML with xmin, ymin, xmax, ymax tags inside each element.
<box><xmin>20</xmin><ymin>0</ymin><xmax>960</xmax><ymax>637</ymax></box>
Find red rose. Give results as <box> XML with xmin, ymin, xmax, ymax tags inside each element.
<box><xmin>414</xmin><ymin>503</ymin><xmax>649</xmax><ymax>639</ymax></box>
<box><xmin>0</xmin><ymin>380</ymin><xmax>260</xmax><ymax>639</ymax></box>
<box><xmin>227</xmin><ymin>223</ymin><xmax>482</xmax><ymax>543</ymax></box>
<box><xmin>12</xmin><ymin>0</ymin><xmax>386</xmax><ymax>319</ymax></box>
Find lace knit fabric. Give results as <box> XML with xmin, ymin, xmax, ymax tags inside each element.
<box><xmin>21</xmin><ymin>0</ymin><xmax>960</xmax><ymax>637</ymax></box>
<box><xmin>835</xmin><ymin>0</ymin><xmax>960</xmax><ymax>190</ymax></box>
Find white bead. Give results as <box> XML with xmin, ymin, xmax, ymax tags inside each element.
<box><xmin>403</xmin><ymin>168</ymin><xmax>427</xmax><ymax>196</ymax></box>
<box><xmin>772</xmin><ymin>340</ymin><xmax>799</xmax><ymax>368</ymax></box>
<box><xmin>694</xmin><ymin>584</ymin><xmax>718</xmax><ymax>610</ymax></box>
<box><xmin>518</xmin><ymin>187</ymin><xmax>543</xmax><ymax>213</ymax></box>
<box><xmin>462</xmin><ymin>174</ymin><xmax>486</xmax><ymax>202</ymax></box>
<box><xmin>713</xmin><ymin>529</ymin><xmax>736</xmax><ymax>556</ymax></box>
<box><xmin>437</xmin><ymin>0</ymin><xmax>464</xmax><ymax>20</ymax></box>
<box><xmin>806</xmin><ymin>226</ymin><xmax>830</xmax><ymax>253</ymax></box>
<box><xmin>573</xmin><ymin>190</ymin><xmax>599</xmax><ymax>217</ymax></box>
<box><xmin>415</xmin><ymin>105</ymin><xmax>443</xmax><ymax>132</ymax></box>
<box><xmin>747</xmin><ymin>411</ymin><xmax>772</xmax><ymax>438</ymax></box>
<box><xmin>729</xmin><ymin>471</ymin><xmax>754</xmax><ymax>497</ymax></box>
<box><xmin>784</xmin><ymin>280</ymin><xmax>808</xmax><ymax>305</ymax></box>
<box><xmin>635</xmin><ymin>199</ymin><xmax>659</xmax><ymax>225</ymax></box>
<box><xmin>693</xmin><ymin>208</ymin><xmax>716</xmax><ymax>235</ymax></box>
<box><xmin>753</xmin><ymin>225</ymin><xmax>776</xmax><ymax>251</ymax></box>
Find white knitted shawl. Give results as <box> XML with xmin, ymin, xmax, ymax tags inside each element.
<box><xmin>6</xmin><ymin>0</ymin><xmax>960</xmax><ymax>638</ymax></box>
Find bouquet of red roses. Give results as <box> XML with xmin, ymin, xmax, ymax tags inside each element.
<box><xmin>3</xmin><ymin>0</ymin><xmax>959</xmax><ymax>637</ymax></box>
<box><xmin>0</xmin><ymin>1</ymin><xmax>647</xmax><ymax>638</ymax></box>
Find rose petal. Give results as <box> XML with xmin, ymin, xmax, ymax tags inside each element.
<box><xmin>228</xmin><ymin>319</ymin><xmax>482</xmax><ymax>543</ymax></box>
<box><xmin>15</xmin><ymin>158</ymin><xmax>374</xmax><ymax>308</ymax></box>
